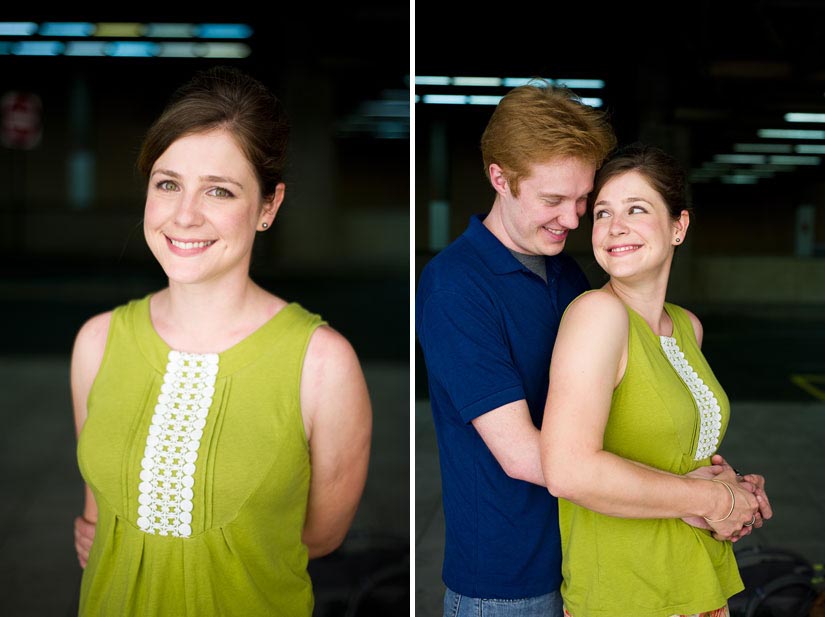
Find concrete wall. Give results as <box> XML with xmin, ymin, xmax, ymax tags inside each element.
<box><xmin>692</xmin><ymin>256</ymin><xmax>825</xmax><ymax>304</ymax></box>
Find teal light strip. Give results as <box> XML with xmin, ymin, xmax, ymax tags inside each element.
<box><xmin>733</xmin><ymin>143</ymin><xmax>793</xmax><ymax>153</ymax></box>
<box><xmin>106</xmin><ymin>41</ymin><xmax>159</xmax><ymax>57</ymax></box>
<box><xmin>769</xmin><ymin>155</ymin><xmax>821</xmax><ymax>165</ymax></box>
<box><xmin>0</xmin><ymin>22</ymin><xmax>37</xmax><ymax>36</ymax></box>
<box><xmin>558</xmin><ymin>79</ymin><xmax>605</xmax><ymax>89</ymax></box>
<box><xmin>796</xmin><ymin>144</ymin><xmax>825</xmax><ymax>154</ymax></box>
<box><xmin>64</xmin><ymin>42</ymin><xmax>107</xmax><ymax>56</ymax></box>
<box><xmin>785</xmin><ymin>112</ymin><xmax>825</xmax><ymax>123</ymax></box>
<box><xmin>198</xmin><ymin>43</ymin><xmax>251</xmax><ymax>58</ymax></box>
<box><xmin>453</xmin><ymin>76</ymin><xmax>502</xmax><ymax>87</ymax></box>
<box><xmin>40</xmin><ymin>22</ymin><xmax>95</xmax><ymax>37</ymax></box>
<box><xmin>194</xmin><ymin>23</ymin><xmax>252</xmax><ymax>39</ymax></box>
<box><xmin>415</xmin><ymin>76</ymin><xmax>451</xmax><ymax>86</ymax></box>
<box><xmin>714</xmin><ymin>154</ymin><xmax>767</xmax><ymax>164</ymax></box>
<box><xmin>157</xmin><ymin>42</ymin><xmax>199</xmax><ymax>57</ymax></box>
<box><xmin>758</xmin><ymin>129</ymin><xmax>825</xmax><ymax>139</ymax></box>
<box><xmin>467</xmin><ymin>95</ymin><xmax>503</xmax><ymax>105</ymax></box>
<box><xmin>422</xmin><ymin>94</ymin><xmax>467</xmax><ymax>104</ymax></box>
<box><xmin>503</xmin><ymin>77</ymin><xmax>549</xmax><ymax>87</ymax></box>
<box><xmin>12</xmin><ymin>41</ymin><xmax>64</xmax><ymax>56</ymax></box>
<box><xmin>145</xmin><ymin>23</ymin><xmax>195</xmax><ymax>38</ymax></box>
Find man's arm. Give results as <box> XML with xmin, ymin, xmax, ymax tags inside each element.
<box><xmin>418</xmin><ymin>286</ymin><xmax>543</xmax><ymax>484</ymax></box>
<box><xmin>472</xmin><ymin>400</ymin><xmax>545</xmax><ymax>486</ymax></box>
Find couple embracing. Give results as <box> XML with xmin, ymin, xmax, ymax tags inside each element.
<box><xmin>416</xmin><ymin>82</ymin><xmax>772</xmax><ymax>617</ymax></box>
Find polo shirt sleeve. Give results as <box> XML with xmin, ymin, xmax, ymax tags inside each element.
<box><xmin>418</xmin><ymin>288</ymin><xmax>525</xmax><ymax>424</ymax></box>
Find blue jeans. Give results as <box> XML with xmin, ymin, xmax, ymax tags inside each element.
<box><xmin>443</xmin><ymin>587</ymin><xmax>563</xmax><ymax>617</ymax></box>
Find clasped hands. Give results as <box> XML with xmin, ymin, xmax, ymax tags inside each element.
<box><xmin>682</xmin><ymin>454</ymin><xmax>772</xmax><ymax>542</ymax></box>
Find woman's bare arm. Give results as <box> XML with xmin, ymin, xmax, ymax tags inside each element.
<box><xmin>300</xmin><ymin>326</ymin><xmax>372</xmax><ymax>558</ymax></box>
<box><xmin>70</xmin><ymin>311</ymin><xmax>111</xmax><ymax>568</ymax></box>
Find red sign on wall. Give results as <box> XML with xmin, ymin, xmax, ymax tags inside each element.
<box><xmin>1</xmin><ymin>91</ymin><xmax>43</xmax><ymax>150</ymax></box>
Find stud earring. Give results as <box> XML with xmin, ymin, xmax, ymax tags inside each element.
<box><xmin>261</xmin><ymin>222</ymin><xmax>269</xmax><ymax>229</ymax></box>
<box><xmin>674</xmin><ymin>237</ymin><xmax>681</xmax><ymax>243</ymax></box>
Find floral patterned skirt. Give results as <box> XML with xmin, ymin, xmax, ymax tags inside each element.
<box><xmin>564</xmin><ymin>604</ymin><xmax>729</xmax><ymax>617</ymax></box>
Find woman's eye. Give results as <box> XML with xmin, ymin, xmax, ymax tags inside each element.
<box><xmin>157</xmin><ymin>180</ymin><xmax>178</xmax><ymax>191</ymax></box>
<box><xmin>209</xmin><ymin>187</ymin><xmax>234</xmax><ymax>198</ymax></box>
<box><xmin>594</xmin><ymin>210</ymin><xmax>609</xmax><ymax>219</ymax></box>
<box><xmin>629</xmin><ymin>205</ymin><xmax>646</xmax><ymax>214</ymax></box>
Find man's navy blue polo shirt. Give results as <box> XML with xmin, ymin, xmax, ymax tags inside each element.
<box><xmin>416</xmin><ymin>214</ymin><xmax>590</xmax><ymax>599</ymax></box>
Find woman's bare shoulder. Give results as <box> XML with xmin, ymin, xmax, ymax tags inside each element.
<box><xmin>678</xmin><ymin>306</ymin><xmax>704</xmax><ymax>346</ymax></box>
<box><xmin>74</xmin><ymin>311</ymin><xmax>112</xmax><ymax>351</ymax></box>
<box><xmin>304</xmin><ymin>325</ymin><xmax>359</xmax><ymax>375</ymax></box>
<box><xmin>565</xmin><ymin>288</ymin><xmax>628</xmax><ymax>322</ymax></box>
<box><xmin>72</xmin><ymin>311</ymin><xmax>113</xmax><ymax>383</ymax></box>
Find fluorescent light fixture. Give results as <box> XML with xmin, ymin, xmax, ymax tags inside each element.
<box><xmin>375</xmin><ymin>121</ymin><xmax>409</xmax><ymax>139</ymax></box>
<box><xmin>64</xmin><ymin>42</ymin><xmax>107</xmax><ymax>56</ymax></box>
<box><xmin>105</xmin><ymin>41</ymin><xmax>158</xmax><ymax>57</ymax></box>
<box><xmin>415</xmin><ymin>76</ymin><xmax>451</xmax><ymax>86</ymax></box>
<box><xmin>752</xmin><ymin>164</ymin><xmax>797</xmax><ymax>172</ymax></box>
<box><xmin>557</xmin><ymin>79</ymin><xmax>605</xmax><ymax>89</ymax></box>
<box><xmin>194</xmin><ymin>24</ymin><xmax>252</xmax><ymax>39</ymax></box>
<box><xmin>12</xmin><ymin>41</ymin><xmax>64</xmax><ymax>56</ymax></box>
<box><xmin>95</xmin><ymin>22</ymin><xmax>143</xmax><ymax>37</ymax></box>
<box><xmin>733</xmin><ymin>143</ymin><xmax>793</xmax><ymax>153</ymax></box>
<box><xmin>452</xmin><ymin>77</ymin><xmax>502</xmax><ymax>87</ymax></box>
<box><xmin>795</xmin><ymin>144</ymin><xmax>825</xmax><ymax>154</ymax></box>
<box><xmin>721</xmin><ymin>175</ymin><xmax>759</xmax><ymax>184</ymax></box>
<box><xmin>422</xmin><ymin>94</ymin><xmax>467</xmax><ymax>105</ymax></box>
<box><xmin>714</xmin><ymin>154</ymin><xmax>766</xmax><ymax>164</ymax></box>
<box><xmin>581</xmin><ymin>97</ymin><xmax>603</xmax><ymax>108</ymax></box>
<box><xmin>0</xmin><ymin>43</ymin><xmax>12</xmax><ymax>55</ymax></box>
<box><xmin>785</xmin><ymin>113</ymin><xmax>825</xmax><ymax>123</ymax></box>
<box><xmin>197</xmin><ymin>43</ymin><xmax>251</xmax><ymax>58</ymax></box>
<box><xmin>40</xmin><ymin>22</ymin><xmax>95</xmax><ymax>37</ymax></box>
<box><xmin>733</xmin><ymin>169</ymin><xmax>776</xmax><ymax>178</ymax></box>
<box><xmin>468</xmin><ymin>95</ymin><xmax>503</xmax><ymax>105</ymax></box>
<box><xmin>758</xmin><ymin>129</ymin><xmax>825</xmax><ymax>139</ymax></box>
<box><xmin>414</xmin><ymin>94</ymin><xmax>420</xmax><ymax>103</ymax></box>
<box><xmin>145</xmin><ymin>23</ymin><xmax>195</xmax><ymax>38</ymax></box>
<box><xmin>503</xmin><ymin>77</ymin><xmax>551</xmax><ymax>87</ymax></box>
<box><xmin>769</xmin><ymin>155</ymin><xmax>821</xmax><ymax>165</ymax></box>
<box><xmin>359</xmin><ymin>101</ymin><xmax>409</xmax><ymax>117</ymax></box>
<box><xmin>0</xmin><ymin>22</ymin><xmax>37</xmax><ymax>36</ymax></box>
<box><xmin>157</xmin><ymin>42</ymin><xmax>199</xmax><ymax>57</ymax></box>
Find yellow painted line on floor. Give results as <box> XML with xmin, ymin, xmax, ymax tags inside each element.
<box><xmin>790</xmin><ymin>374</ymin><xmax>825</xmax><ymax>401</ymax></box>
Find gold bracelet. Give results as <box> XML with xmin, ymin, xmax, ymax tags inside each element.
<box><xmin>703</xmin><ymin>479</ymin><xmax>735</xmax><ymax>522</ymax></box>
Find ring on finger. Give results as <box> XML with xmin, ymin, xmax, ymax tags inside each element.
<box><xmin>743</xmin><ymin>514</ymin><xmax>756</xmax><ymax>527</ymax></box>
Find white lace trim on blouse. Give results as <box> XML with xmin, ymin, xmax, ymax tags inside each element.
<box><xmin>137</xmin><ymin>350</ymin><xmax>218</xmax><ymax>537</ymax></box>
<box><xmin>659</xmin><ymin>336</ymin><xmax>721</xmax><ymax>460</ymax></box>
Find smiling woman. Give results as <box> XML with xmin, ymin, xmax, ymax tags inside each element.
<box><xmin>69</xmin><ymin>66</ymin><xmax>372</xmax><ymax>617</ymax></box>
<box><xmin>142</xmin><ymin>129</ymin><xmax>273</xmax><ymax>288</ymax></box>
<box><xmin>540</xmin><ymin>144</ymin><xmax>771</xmax><ymax>617</ymax></box>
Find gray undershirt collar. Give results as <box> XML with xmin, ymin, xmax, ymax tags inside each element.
<box><xmin>508</xmin><ymin>249</ymin><xmax>547</xmax><ymax>283</ymax></box>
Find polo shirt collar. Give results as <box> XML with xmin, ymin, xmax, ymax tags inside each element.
<box><xmin>464</xmin><ymin>214</ymin><xmax>532</xmax><ymax>275</ymax></box>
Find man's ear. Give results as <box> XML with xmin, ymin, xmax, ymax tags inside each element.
<box><xmin>489</xmin><ymin>164</ymin><xmax>510</xmax><ymax>197</ymax></box>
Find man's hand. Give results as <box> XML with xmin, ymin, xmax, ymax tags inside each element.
<box><xmin>682</xmin><ymin>454</ymin><xmax>771</xmax><ymax>542</ymax></box>
<box><xmin>74</xmin><ymin>515</ymin><xmax>96</xmax><ymax>568</ymax></box>
<box><xmin>712</xmin><ymin>454</ymin><xmax>772</xmax><ymax>528</ymax></box>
